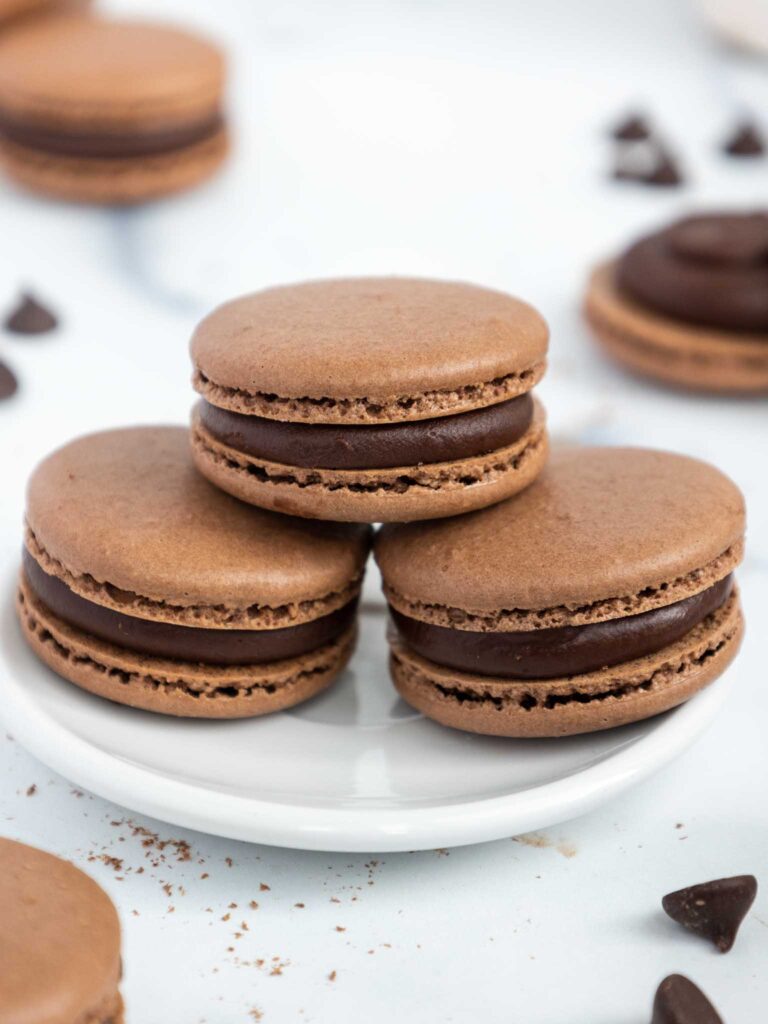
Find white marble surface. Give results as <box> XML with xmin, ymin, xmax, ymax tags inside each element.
<box><xmin>0</xmin><ymin>0</ymin><xmax>767</xmax><ymax>1021</ymax></box>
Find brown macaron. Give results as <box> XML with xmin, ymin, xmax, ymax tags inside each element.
<box><xmin>190</xmin><ymin>277</ymin><xmax>549</xmax><ymax>523</ymax></box>
<box><xmin>0</xmin><ymin>837</ymin><xmax>123</xmax><ymax>1024</ymax></box>
<box><xmin>0</xmin><ymin>14</ymin><xmax>228</xmax><ymax>204</ymax></box>
<box><xmin>584</xmin><ymin>211</ymin><xmax>768</xmax><ymax>393</ymax></box>
<box><xmin>375</xmin><ymin>447</ymin><xmax>745</xmax><ymax>738</ymax></box>
<box><xmin>17</xmin><ymin>426</ymin><xmax>371</xmax><ymax>718</ymax></box>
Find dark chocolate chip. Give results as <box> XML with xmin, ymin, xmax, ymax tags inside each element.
<box><xmin>612</xmin><ymin>113</ymin><xmax>651</xmax><ymax>141</ymax></box>
<box><xmin>662</xmin><ymin>874</ymin><xmax>757</xmax><ymax>952</ymax></box>
<box><xmin>652</xmin><ymin>975</ymin><xmax>723</xmax><ymax>1024</ymax></box>
<box><xmin>723</xmin><ymin>122</ymin><xmax>764</xmax><ymax>157</ymax></box>
<box><xmin>643</xmin><ymin>153</ymin><xmax>683</xmax><ymax>186</ymax></box>
<box><xmin>0</xmin><ymin>361</ymin><xmax>18</xmax><ymax>399</ymax></box>
<box><xmin>4</xmin><ymin>292</ymin><xmax>58</xmax><ymax>334</ymax></box>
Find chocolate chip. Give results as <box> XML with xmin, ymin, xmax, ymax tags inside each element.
<box><xmin>612</xmin><ymin>113</ymin><xmax>651</xmax><ymax>141</ymax></box>
<box><xmin>652</xmin><ymin>975</ymin><xmax>723</xmax><ymax>1024</ymax></box>
<box><xmin>4</xmin><ymin>292</ymin><xmax>58</xmax><ymax>334</ymax></box>
<box><xmin>0</xmin><ymin>361</ymin><xmax>18</xmax><ymax>399</ymax></box>
<box><xmin>643</xmin><ymin>152</ymin><xmax>683</xmax><ymax>187</ymax></box>
<box><xmin>662</xmin><ymin>874</ymin><xmax>757</xmax><ymax>952</ymax></box>
<box><xmin>723</xmin><ymin>121</ymin><xmax>764</xmax><ymax>157</ymax></box>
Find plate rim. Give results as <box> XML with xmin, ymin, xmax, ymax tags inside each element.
<box><xmin>0</xmin><ymin>586</ymin><xmax>733</xmax><ymax>853</ymax></box>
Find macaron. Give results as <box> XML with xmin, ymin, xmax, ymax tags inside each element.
<box><xmin>17</xmin><ymin>426</ymin><xmax>370</xmax><ymax>718</ymax></box>
<box><xmin>0</xmin><ymin>14</ymin><xmax>228</xmax><ymax>203</ymax></box>
<box><xmin>0</xmin><ymin>837</ymin><xmax>123</xmax><ymax>1024</ymax></box>
<box><xmin>584</xmin><ymin>211</ymin><xmax>768</xmax><ymax>392</ymax></box>
<box><xmin>190</xmin><ymin>277</ymin><xmax>549</xmax><ymax>523</ymax></box>
<box><xmin>375</xmin><ymin>447</ymin><xmax>745</xmax><ymax>737</ymax></box>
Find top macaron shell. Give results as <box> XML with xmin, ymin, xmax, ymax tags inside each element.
<box><xmin>0</xmin><ymin>15</ymin><xmax>224</xmax><ymax>130</ymax></box>
<box><xmin>191</xmin><ymin>276</ymin><xmax>548</xmax><ymax>421</ymax></box>
<box><xmin>376</xmin><ymin>446</ymin><xmax>745</xmax><ymax>623</ymax></box>
<box><xmin>0</xmin><ymin>837</ymin><xmax>121</xmax><ymax>1024</ymax></box>
<box><xmin>25</xmin><ymin>426</ymin><xmax>370</xmax><ymax>623</ymax></box>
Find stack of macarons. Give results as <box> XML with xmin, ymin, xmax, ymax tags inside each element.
<box><xmin>16</xmin><ymin>274</ymin><xmax>746</xmax><ymax>737</ymax></box>
<box><xmin>0</xmin><ymin>11</ymin><xmax>228</xmax><ymax>203</ymax></box>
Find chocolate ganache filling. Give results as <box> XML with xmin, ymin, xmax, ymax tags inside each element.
<box><xmin>0</xmin><ymin>112</ymin><xmax>224</xmax><ymax>159</ymax></box>
<box><xmin>198</xmin><ymin>393</ymin><xmax>534</xmax><ymax>471</ymax></box>
<box><xmin>617</xmin><ymin>212</ymin><xmax>768</xmax><ymax>332</ymax></box>
<box><xmin>390</xmin><ymin>575</ymin><xmax>733</xmax><ymax>679</ymax></box>
<box><xmin>23</xmin><ymin>550</ymin><xmax>355</xmax><ymax>666</ymax></box>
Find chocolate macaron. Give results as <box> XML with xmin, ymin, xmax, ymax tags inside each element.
<box><xmin>0</xmin><ymin>837</ymin><xmax>123</xmax><ymax>1024</ymax></box>
<box><xmin>585</xmin><ymin>212</ymin><xmax>768</xmax><ymax>392</ymax></box>
<box><xmin>17</xmin><ymin>426</ymin><xmax>370</xmax><ymax>717</ymax></box>
<box><xmin>191</xmin><ymin>277</ymin><xmax>549</xmax><ymax>523</ymax></box>
<box><xmin>0</xmin><ymin>14</ymin><xmax>227</xmax><ymax>203</ymax></box>
<box><xmin>376</xmin><ymin>447</ymin><xmax>745</xmax><ymax>737</ymax></box>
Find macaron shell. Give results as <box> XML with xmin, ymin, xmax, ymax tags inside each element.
<box><xmin>18</xmin><ymin>575</ymin><xmax>356</xmax><ymax>718</ymax></box>
<box><xmin>0</xmin><ymin>126</ymin><xmax>228</xmax><ymax>204</ymax></box>
<box><xmin>25</xmin><ymin>426</ymin><xmax>370</xmax><ymax>617</ymax></box>
<box><xmin>191</xmin><ymin>401</ymin><xmax>548</xmax><ymax>523</ymax></box>
<box><xmin>0</xmin><ymin>837</ymin><xmax>122</xmax><ymax>1024</ymax></box>
<box><xmin>375</xmin><ymin>446</ymin><xmax>745</xmax><ymax>618</ymax></box>
<box><xmin>0</xmin><ymin>15</ymin><xmax>224</xmax><ymax>128</ymax></box>
<box><xmin>389</xmin><ymin>588</ymin><xmax>743</xmax><ymax>737</ymax></box>
<box><xmin>191</xmin><ymin>277</ymin><xmax>548</xmax><ymax>413</ymax></box>
<box><xmin>585</xmin><ymin>262</ymin><xmax>768</xmax><ymax>394</ymax></box>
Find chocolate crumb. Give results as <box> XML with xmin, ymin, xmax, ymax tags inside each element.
<box><xmin>612</xmin><ymin>113</ymin><xmax>651</xmax><ymax>141</ymax></box>
<box><xmin>4</xmin><ymin>292</ymin><xmax>58</xmax><ymax>335</ymax></box>
<box><xmin>249</xmin><ymin>900</ymin><xmax>259</xmax><ymax>910</ymax></box>
<box><xmin>0</xmin><ymin>362</ymin><xmax>18</xmax><ymax>399</ymax></box>
<box><xmin>652</xmin><ymin>974</ymin><xmax>723</xmax><ymax>1023</ymax></box>
<box><xmin>25</xmin><ymin>784</ymin><xmax>36</xmax><ymax>796</ymax></box>
<box><xmin>328</xmin><ymin>970</ymin><xmax>337</xmax><ymax>982</ymax></box>
<box><xmin>335</xmin><ymin>925</ymin><xmax>346</xmax><ymax>932</ymax></box>
<box><xmin>259</xmin><ymin>882</ymin><xmax>270</xmax><ymax>891</ymax></box>
<box><xmin>294</xmin><ymin>903</ymin><xmax>305</xmax><ymax>909</ymax></box>
<box><xmin>723</xmin><ymin>121</ymin><xmax>764</xmax><ymax>157</ymax></box>
<box><xmin>662</xmin><ymin>875</ymin><xmax>757</xmax><ymax>952</ymax></box>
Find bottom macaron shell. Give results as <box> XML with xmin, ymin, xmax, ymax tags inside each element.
<box><xmin>17</xmin><ymin>577</ymin><xmax>355</xmax><ymax>719</ymax></box>
<box><xmin>0</xmin><ymin>128</ymin><xmax>228</xmax><ymax>204</ymax></box>
<box><xmin>585</xmin><ymin>263</ymin><xmax>768</xmax><ymax>393</ymax></box>
<box><xmin>190</xmin><ymin>402</ymin><xmax>548</xmax><ymax>523</ymax></box>
<box><xmin>388</xmin><ymin>589</ymin><xmax>743</xmax><ymax>737</ymax></box>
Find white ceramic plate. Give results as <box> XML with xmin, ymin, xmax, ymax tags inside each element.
<box><xmin>0</xmin><ymin>570</ymin><xmax>733</xmax><ymax>853</ymax></box>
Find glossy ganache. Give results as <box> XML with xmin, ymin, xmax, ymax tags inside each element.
<box><xmin>23</xmin><ymin>550</ymin><xmax>355</xmax><ymax>666</ymax></box>
<box><xmin>389</xmin><ymin>576</ymin><xmax>733</xmax><ymax>679</ymax></box>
